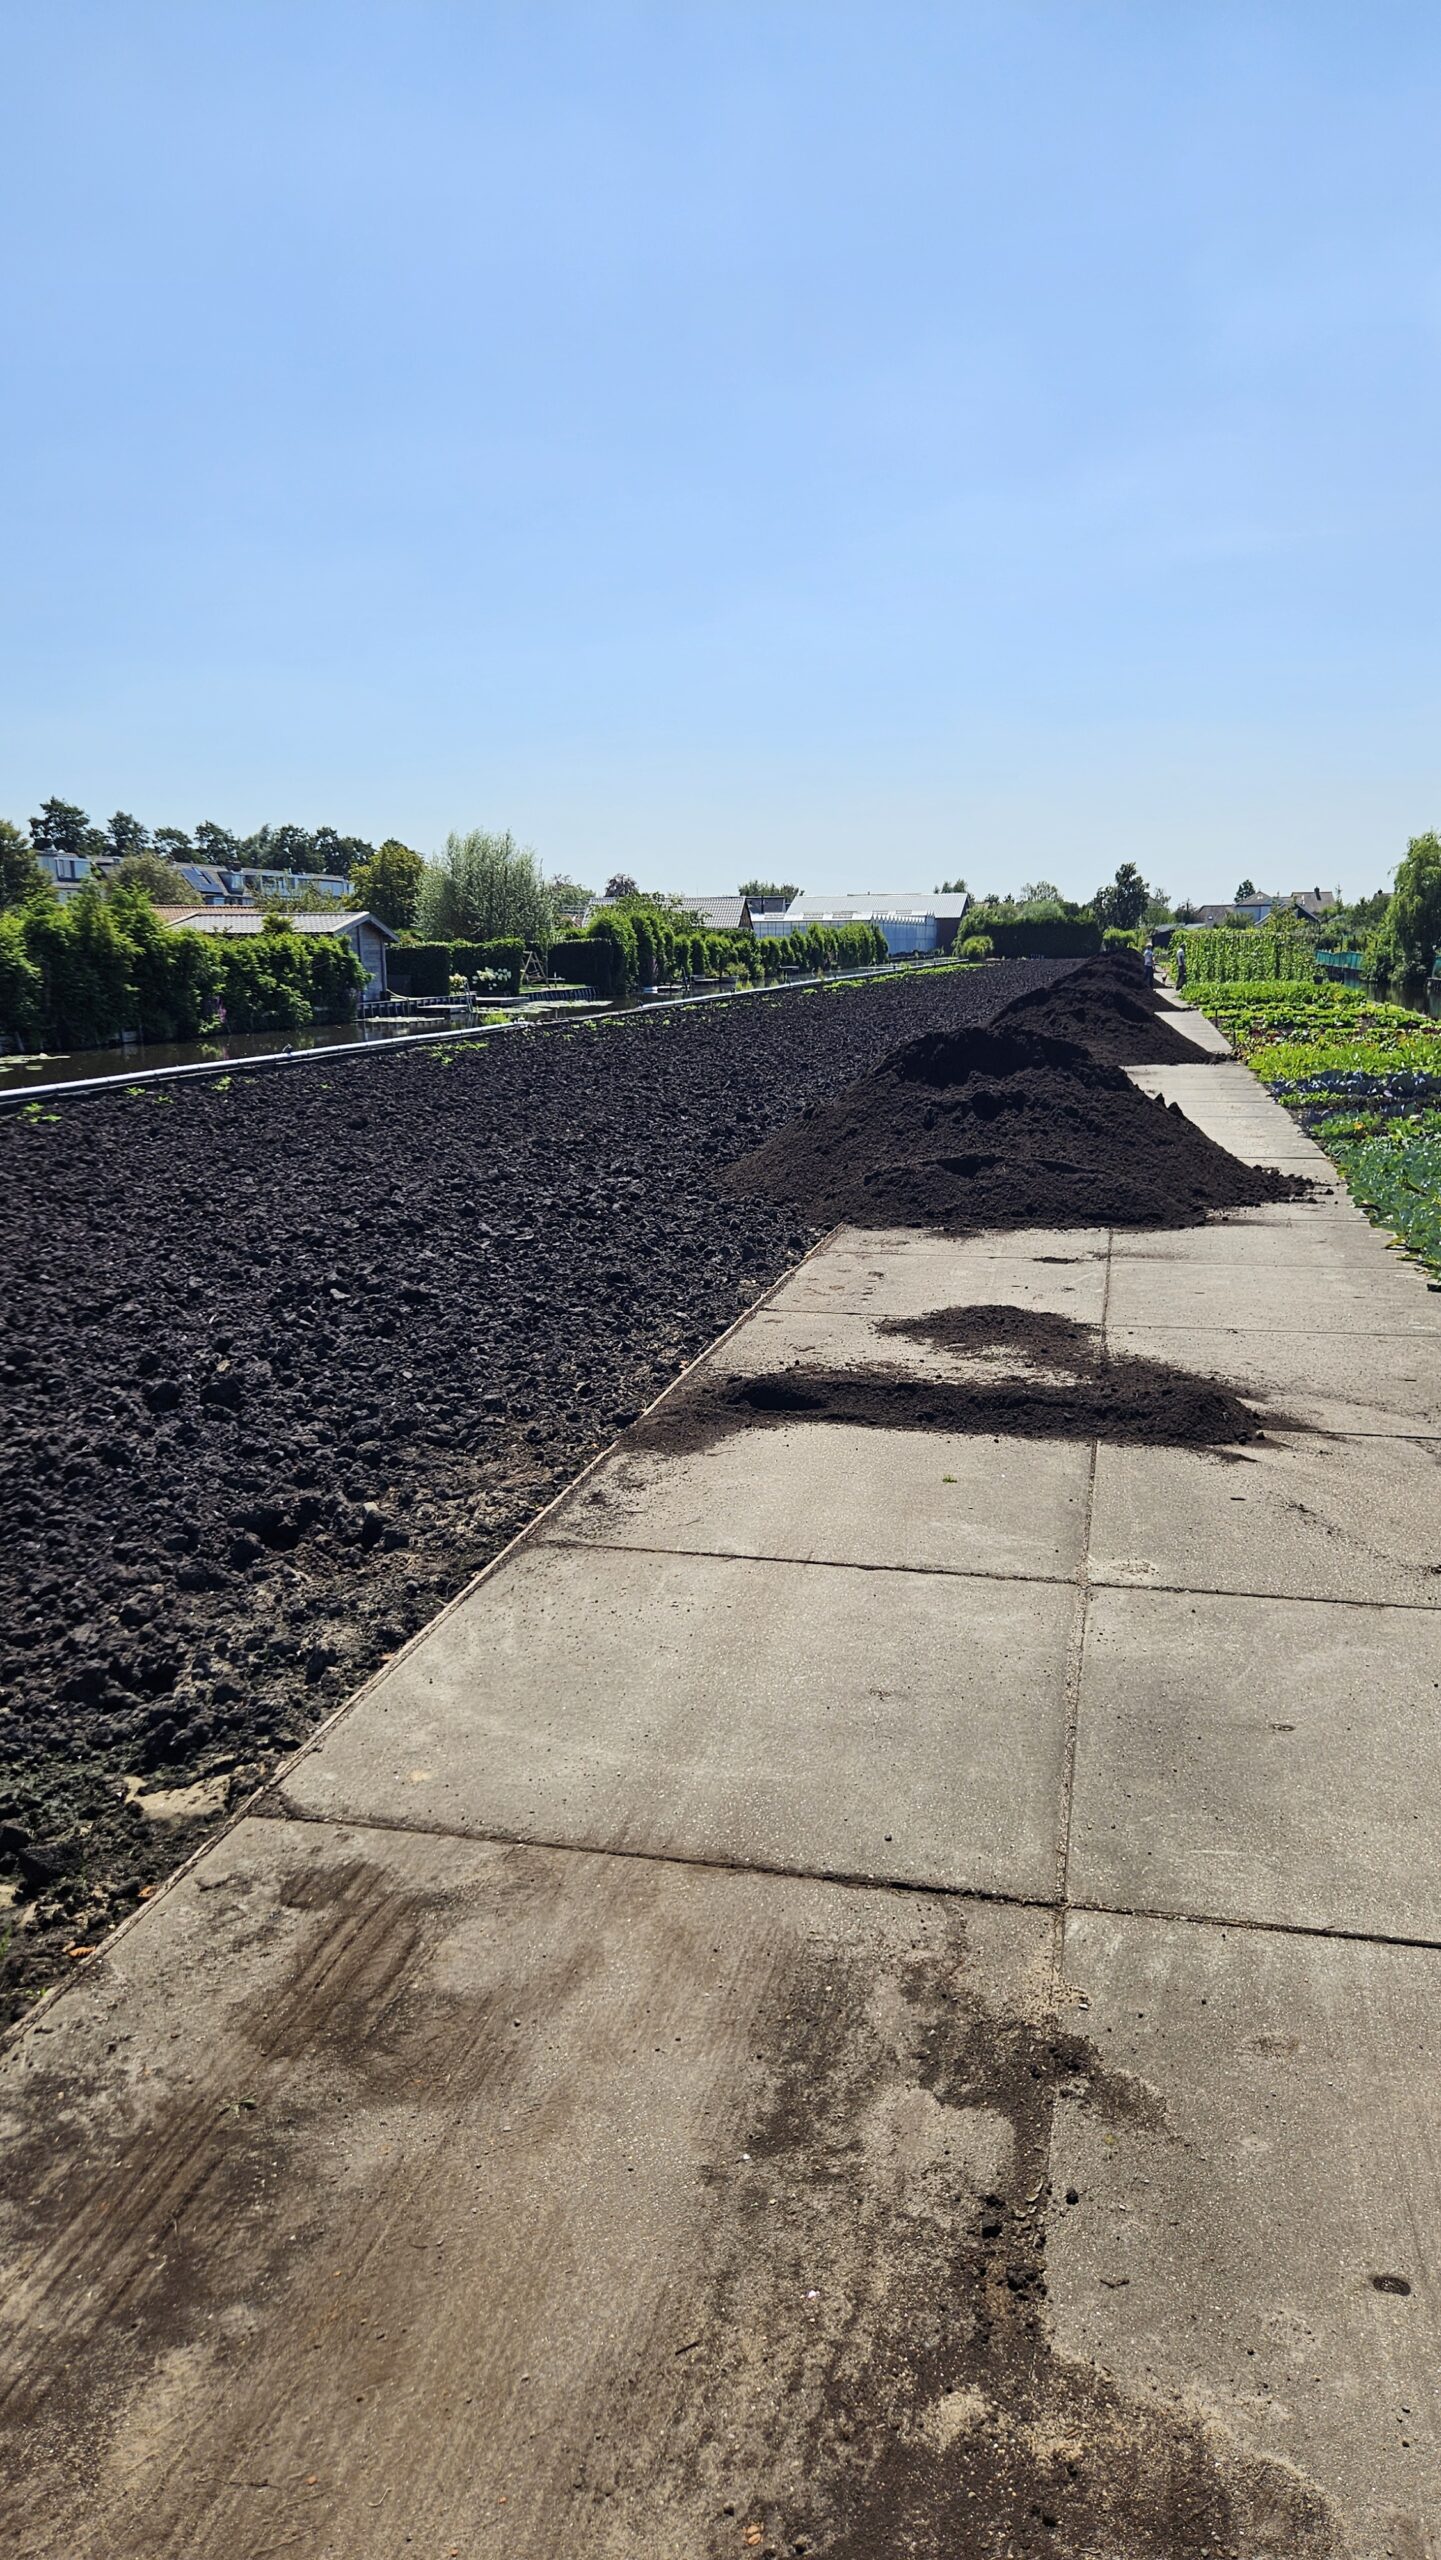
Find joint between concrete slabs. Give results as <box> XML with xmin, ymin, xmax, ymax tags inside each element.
<box><xmin>536</xmin><ymin>1531</ymin><xmax>1076</xmax><ymax>1592</ymax></box>
<box><xmin>247</xmin><ymin>1802</ymin><xmax>1441</xmax><ymax>1963</ymax></box>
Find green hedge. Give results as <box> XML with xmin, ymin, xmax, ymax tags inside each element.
<box><xmin>0</xmin><ymin>887</ymin><xmax>367</xmax><ymax>1048</ymax></box>
<box><xmin>390</xmin><ymin>937</ymin><xmax>527</xmax><ymax>998</ymax></box>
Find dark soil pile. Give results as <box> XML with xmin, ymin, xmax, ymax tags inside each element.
<box><xmin>990</xmin><ymin>956</ymin><xmax>1219</xmax><ymax>1065</ymax></box>
<box><xmin>0</xmin><ymin>959</ymin><xmax>1073</xmax><ymax>2023</ymax></box>
<box><xmin>721</xmin><ymin>1024</ymin><xmax>1309</xmax><ymax>1234</ymax></box>
<box><xmin>637</xmin><ymin>1304</ymin><xmax>1277</xmax><ymax>1455</ymax></box>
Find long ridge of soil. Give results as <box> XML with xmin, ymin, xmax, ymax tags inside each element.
<box><xmin>721</xmin><ymin>1021</ymin><xmax>1309</xmax><ymax>1234</ymax></box>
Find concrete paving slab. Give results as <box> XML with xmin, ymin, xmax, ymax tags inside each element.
<box><xmin>1111</xmin><ymin>1209</ymin><xmax>1406</xmax><ymax>1266</ymax></box>
<box><xmin>0</xmin><ymin>1814</ymin><xmax>1071</xmax><ymax>2560</ymax></box>
<box><xmin>1145</xmin><ymin>1003</ymin><xmax>1233</xmax><ymax>1056</ymax></box>
<box><xmin>280</xmin><ymin>1542</ymin><xmax>1078</xmax><ymax>1896</ymax></box>
<box><xmin>1090</xmin><ymin>1431</ymin><xmax>1441</xmax><ymax>1605</ymax></box>
<box><xmin>1107</xmin><ymin>1254</ymin><xmax>1441</xmax><ymax>1337</ymax></box>
<box><xmin>1068</xmin><ymin>1586</ymin><xmax>1441</xmax><ymax>1936</ymax></box>
<box><xmin>544</xmin><ymin>1420</ymin><xmax>1093</xmax><ymax>1581</ymax></box>
<box><xmin>707</xmin><ymin>1304</ymin><xmax>950</xmax><ymax>1377</ymax></box>
<box><xmin>1109</xmin><ymin>1322</ymin><xmax>1441</xmax><ymax>1435</ymax></box>
<box><xmin>764</xmin><ymin>1228</ymin><xmax>1109</xmax><ymax>1321</ymax></box>
<box><xmin>1053</xmin><ymin>1909</ymin><xmax>1441</xmax><ymax>2554</ymax></box>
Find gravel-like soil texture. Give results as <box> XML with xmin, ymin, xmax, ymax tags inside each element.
<box><xmin>0</xmin><ymin>961</ymin><xmax>1071</xmax><ymax>2024</ymax></box>
<box><xmin>721</xmin><ymin>1023</ymin><xmax>1310</xmax><ymax>1233</ymax></box>
<box><xmin>635</xmin><ymin>1304</ymin><xmax>1276</xmax><ymax>1455</ymax></box>
<box><xmin>991</xmin><ymin>956</ymin><xmax>1220</xmax><ymax>1065</ymax></box>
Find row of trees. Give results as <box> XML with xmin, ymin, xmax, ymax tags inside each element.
<box><xmin>25</xmin><ymin>799</ymin><xmax>379</xmax><ymax>880</ymax></box>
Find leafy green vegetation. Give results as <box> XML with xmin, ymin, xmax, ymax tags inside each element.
<box><xmin>1174</xmin><ymin>928</ymin><xmax>1317</xmax><ymax>983</ymax></box>
<box><xmin>1313</xmin><ymin>1110</ymin><xmax>1441</xmax><ymax>1277</ymax></box>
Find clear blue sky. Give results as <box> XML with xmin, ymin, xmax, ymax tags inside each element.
<box><xmin>4</xmin><ymin>1</ymin><xmax>1438</xmax><ymax>904</ymax></box>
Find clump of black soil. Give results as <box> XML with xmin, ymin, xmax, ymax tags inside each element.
<box><xmin>991</xmin><ymin>955</ymin><xmax>1221</xmax><ymax>1066</ymax></box>
<box><xmin>721</xmin><ymin>1024</ymin><xmax>1308</xmax><ymax>1234</ymax></box>
<box><xmin>635</xmin><ymin>1305</ymin><xmax>1280</xmax><ymax>1454</ymax></box>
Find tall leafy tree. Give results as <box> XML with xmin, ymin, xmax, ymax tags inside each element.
<box><xmin>547</xmin><ymin>873</ymin><xmax>596</xmax><ymax>924</ymax></box>
<box><xmin>0</xmin><ymin>819</ymin><xmax>49</xmax><ymax>910</ymax></box>
<box><xmin>1091</xmin><ymin>863</ymin><xmax>1150</xmax><ymax>931</ymax></box>
<box><xmin>30</xmin><ymin>798</ymin><xmax>95</xmax><ymax>857</ymax></box>
<box><xmin>110</xmin><ymin>849</ymin><xmax>193</xmax><ymax>904</ymax></box>
<box><xmin>106</xmin><ymin>811</ymin><xmax>151</xmax><ymax>859</ymax></box>
<box><xmin>153</xmin><ymin>825</ymin><xmax>195</xmax><ymax>861</ymax></box>
<box><xmin>1374</xmin><ymin>834</ymin><xmax>1441</xmax><ymax>976</ymax></box>
<box><xmin>349</xmin><ymin>839</ymin><xmax>424</xmax><ymax>931</ymax></box>
<box><xmin>603</xmin><ymin>872</ymin><xmax>640</xmax><ymax>900</ymax></box>
<box><xmin>739</xmin><ymin>878</ymin><xmax>799</xmax><ymax>902</ymax></box>
<box><xmin>417</xmin><ymin>831</ymin><xmax>552</xmax><ymax>943</ymax></box>
<box><xmin>194</xmin><ymin>821</ymin><xmax>240</xmax><ymax>863</ymax></box>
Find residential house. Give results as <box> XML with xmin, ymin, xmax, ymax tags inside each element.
<box><xmin>153</xmin><ymin>908</ymin><xmax>395</xmax><ymax>998</ymax></box>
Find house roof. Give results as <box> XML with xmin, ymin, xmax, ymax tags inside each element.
<box><xmin>676</xmin><ymin>895</ymin><xmax>751</xmax><ymax>931</ymax></box>
<box><xmin>151</xmin><ymin>907</ymin><xmax>395</xmax><ymax>940</ymax></box>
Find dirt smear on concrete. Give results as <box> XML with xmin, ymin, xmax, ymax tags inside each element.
<box><xmin>721</xmin><ymin>1025</ymin><xmax>1305</xmax><ymax>1236</ymax></box>
<box><xmin>636</xmin><ymin>1307</ymin><xmax>1280</xmax><ymax>1455</ymax></box>
<box><xmin>658</xmin><ymin>1931</ymin><xmax>1340</xmax><ymax>2558</ymax></box>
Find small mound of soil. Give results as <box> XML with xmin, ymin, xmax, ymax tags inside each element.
<box><xmin>636</xmin><ymin>1336</ymin><xmax>1276</xmax><ymax>1455</ymax></box>
<box><xmin>721</xmin><ymin>1025</ymin><xmax>1307</xmax><ymax>1235</ymax></box>
<box><xmin>877</xmin><ymin>1303</ymin><xmax>1097</xmax><ymax>1364</ymax></box>
<box><xmin>991</xmin><ymin>959</ymin><xmax>1219</xmax><ymax>1066</ymax></box>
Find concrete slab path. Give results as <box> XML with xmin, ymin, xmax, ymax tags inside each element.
<box><xmin>4</xmin><ymin>1028</ymin><xmax>1441</xmax><ymax>2557</ymax></box>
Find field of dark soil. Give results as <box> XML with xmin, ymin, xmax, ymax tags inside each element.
<box><xmin>0</xmin><ymin>960</ymin><xmax>1070</xmax><ymax>2022</ymax></box>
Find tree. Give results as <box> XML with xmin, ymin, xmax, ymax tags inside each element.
<box><xmin>603</xmin><ymin>873</ymin><xmax>640</xmax><ymax>900</ymax></box>
<box><xmin>1373</xmin><ymin>833</ymin><xmax>1441</xmax><ymax>977</ymax></box>
<box><xmin>106</xmin><ymin>811</ymin><xmax>151</xmax><ymax>859</ymax></box>
<box><xmin>936</xmin><ymin>879</ymin><xmax>968</xmax><ymax>895</ymax></box>
<box><xmin>313</xmin><ymin>826</ymin><xmax>374</xmax><ymax>878</ymax></box>
<box><xmin>0</xmin><ymin>819</ymin><xmax>48</xmax><ymax>910</ymax></box>
<box><xmin>416</xmin><ymin>831</ymin><xmax>553</xmax><ymax>944</ymax></box>
<box><xmin>547</xmin><ymin>874</ymin><xmax>596</xmax><ymax>925</ymax></box>
<box><xmin>1173</xmin><ymin>901</ymin><xmax>1201</xmax><ymax>925</ymax></box>
<box><xmin>349</xmin><ymin>839</ymin><xmax>424</xmax><ymax>931</ymax></box>
<box><xmin>1091</xmin><ymin>863</ymin><xmax>1150</xmax><ymax>932</ymax></box>
<box><xmin>739</xmin><ymin>878</ymin><xmax>799</xmax><ymax>902</ymax></box>
<box><xmin>154</xmin><ymin>825</ymin><xmax>195</xmax><ymax>861</ymax></box>
<box><xmin>30</xmin><ymin>798</ymin><xmax>95</xmax><ymax>857</ymax></box>
<box><xmin>109</xmin><ymin>849</ymin><xmax>193</xmax><ymax>904</ymax></box>
<box><xmin>195</xmin><ymin>821</ymin><xmax>240</xmax><ymax>863</ymax></box>
<box><xmin>1235</xmin><ymin>878</ymin><xmax>1257</xmax><ymax>900</ymax></box>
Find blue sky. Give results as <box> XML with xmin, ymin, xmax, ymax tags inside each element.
<box><xmin>3</xmin><ymin>1</ymin><xmax>1439</xmax><ymax>903</ymax></box>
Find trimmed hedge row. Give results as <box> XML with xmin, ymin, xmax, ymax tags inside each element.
<box><xmin>0</xmin><ymin>888</ymin><xmax>367</xmax><ymax>1049</ymax></box>
<box><xmin>389</xmin><ymin>938</ymin><xmax>526</xmax><ymax>998</ymax></box>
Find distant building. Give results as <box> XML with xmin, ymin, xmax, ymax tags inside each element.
<box><xmin>752</xmin><ymin>891</ymin><xmax>971</xmax><ymax>956</ymax></box>
<box><xmin>174</xmin><ymin>862</ymin><xmax>350</xmax><ymax>907</ymax></box>
<box><xmin>152</xmin><ymin>907</ymin><xmax>395</xmax><ymax>997</ymax></box>
<box><xmin>34</xmin><ymin>851</ymin><xmax>96</xmax><ymax>902</ymax></box>
<box><xmin>1190</xmin><ymin>888</ymin><xmax>1342</xmax><ymax>929</ymax></box>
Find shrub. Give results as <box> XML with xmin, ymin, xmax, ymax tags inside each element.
<box><xmin>960</xmin><ymin>934</ymin><xmax>993</xmax><ymax>961</ymax></box>
<box><xmin>1102</xmin><ymin>926</ymin><xmax>1139</xmax><ymax>952</ymax></box>
<box><xmin>0</xmin><ymin>913</ymin><xmax>44</xmax><ymax>1045</ymax></box>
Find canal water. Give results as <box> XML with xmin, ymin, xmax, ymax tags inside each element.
<box><xmin>0</xmin><ymin>1012</ymin><xmax>497</xmax><ymax>1095</ymax></box>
